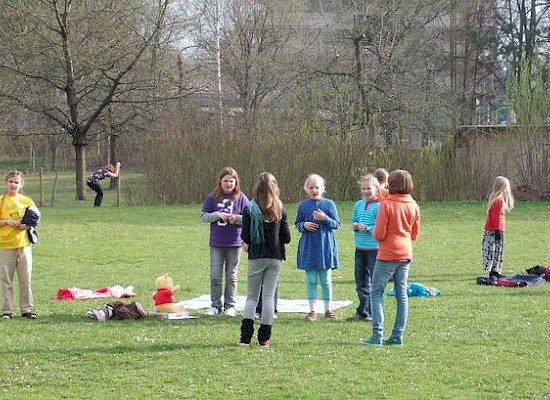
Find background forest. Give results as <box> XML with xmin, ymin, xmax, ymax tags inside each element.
<box><xmin>1</xmin><ymin>0</ymin><xmax>550</xmax><ymax>203</ymax></box>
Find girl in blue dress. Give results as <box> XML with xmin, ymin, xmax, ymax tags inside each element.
<box><xmin>295</xmin><ymin>174</ymin><xmax>340</xmax><ymax>321</ymax></box>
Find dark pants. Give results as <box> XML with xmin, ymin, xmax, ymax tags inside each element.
<box><xmin>354</xmin><ymin>249</ymin><xmax>377</xmax><ymax>318</ymax></box>
<box><xmin>86</xmin><ymin>180</ymin><xmax>103</xmax><ymax>207</ymax></box>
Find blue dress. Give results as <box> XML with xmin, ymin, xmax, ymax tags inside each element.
<box><xmin>295</xmin><ymin>198</ymin><xmax>340</xmax><ymax>270</ymax></box>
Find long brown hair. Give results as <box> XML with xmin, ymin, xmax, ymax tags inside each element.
<box><xmin>253</xmin><ymin>172</ymin><xmax>282</xmax><ymax>222</ymax></box>
<box><xmin>212</xmin><ymin>167</ymin><xmax>242</xmax><ymax>201</ymax></box>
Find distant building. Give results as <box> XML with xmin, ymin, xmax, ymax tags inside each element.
<box><xmin>455</xmin><ymin>125</ymin><xmax>550</xmax><ymax>198</ymax></box>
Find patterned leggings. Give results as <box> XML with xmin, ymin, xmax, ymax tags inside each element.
<box><xmin>482</xmin><ymin>230</ymin><xmax>505</xmax><ymax>273</ymax></box>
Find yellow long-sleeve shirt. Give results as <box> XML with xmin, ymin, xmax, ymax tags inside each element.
<box><xmin>0</xmin><ymin>193</ymin><xmax>35</xmax><ymax>249</ymax></box>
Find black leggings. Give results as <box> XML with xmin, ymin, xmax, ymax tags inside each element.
<box><xmin>86</xmin><ymin>180</ymin><xmax>103</xmax><ymax>207</ymax></box>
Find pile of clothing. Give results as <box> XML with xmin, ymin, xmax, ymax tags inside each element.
<box><xmin>476</xmin><ymin>265</ymin><xmax>550</xmax><ymax>287</ymax></box>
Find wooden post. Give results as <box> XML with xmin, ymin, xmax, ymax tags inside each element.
<box><xmin>544</xmin><ymin>143</ymin><xmax>549</xmax><ymax>187</ymax></box>
<box><xmin>51</xmin><ymin>171</ymin><xmax>58</xmax><ymax>207</ymax></box>
<box><xmin>116</xmin><ymin>168</ymin><xmax>121</xmax><ymax>207</ymax></box>
<box><xmin>39</xmin><ymin>168</ymin><xmax>44</xmax><ymax>207</ymax></box>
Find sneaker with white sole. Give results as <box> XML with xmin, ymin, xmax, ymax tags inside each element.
<box><xmin>359</xmin><ymin>336</ymin><xmax>383</xmax><ymax>346</ymax></box>
<box><xmin>206</xmin><ymin>307</ymin><xmax>220</xmax><ymax>316</ymax></box>
<box><xmin>384</xmin><ymin>337</ymin><xmax>404</xmax><ymax>346</ymax></box>
<box><xmin>224</xmin><ymin>307</ymin><xmax>237</xmax><ymax>317</ymax></box>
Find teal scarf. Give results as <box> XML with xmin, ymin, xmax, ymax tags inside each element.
<box><xmin>248</xmin><ymin>199</ymin><xmax>265</xmax><ymax>257</ymax></box>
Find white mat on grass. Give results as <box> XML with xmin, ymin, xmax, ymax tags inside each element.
<box><xmin>149</xmin><ymin>311</ymin><xmax>198</xmax><ymax>320</ymax></box>
<box><xmin>178</xmin><ymin>294</ymin><xmax>352</xmax><ymax>314</ymax></box>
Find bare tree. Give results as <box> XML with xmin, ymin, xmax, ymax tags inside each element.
<box><xmin>193</xmin><ymin>0</ymin><xmax>303</xmax><ymax>134</ymax></box>
<box><xmin>296</xmin><ymin>0</ymin><xmax>450</xmax><ymax>144</ymax></box>
<box><xmin>0</xmin><ymin>0</ymin><xmax>189</xmax><ymax>200</ymax></box>
<box><xmin>497</xmin><ymin>0</ymin><xmax>550</xmax><ymax>85</ymax></box>
<box><xmin>445</xmin><ymin>0</ymin><xmax>502</xmax><ymax>125</ymax></box>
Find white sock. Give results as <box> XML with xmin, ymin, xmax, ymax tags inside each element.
<box><xmin>324</xmin><ymin>300</ymin><xmax>331</xmax><ymax>312</ymax></box>
<box><xmin>309</xmin><ymin>299</ymin><xmax>316</xmax><ymax>312</ymax></box>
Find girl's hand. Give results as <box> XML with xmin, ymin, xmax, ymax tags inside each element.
<box><xmin>227</xmin><ymin>214</ymin><xmax>237</xmax><ymax>224</ymax></box>
<box><xmin>3</xmin><ymin>220</ymin><xmax>21</xmax><ymax>229</ymax></box>
<box><xmin>218</xmin><ymin>212</ymin><xmax>229</xmax><ymax>222</ymax></box>
<box><xmin>353</xmin><ymin>223</ymin><xmax>367</xmax><ymax>231</ymax></box>
<box><xmin>312</xmin><ymin>209</ymin><xmax>325</xmax><ymax>221</ymax></box>
<box><xmin>304</xmin><ymin>222</ymin><xmax>319</xmax><ymax>232</ymax></box>
<box><xmin>242</xmin><ymin>243</ymin><xmax>249</xmax><ymax>252</ymax></box>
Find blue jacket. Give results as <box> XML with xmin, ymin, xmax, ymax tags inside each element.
<box><xmin>351</xmin><ymin>198</ymin><xmax>380</xmax><ymax>250</ymax></box>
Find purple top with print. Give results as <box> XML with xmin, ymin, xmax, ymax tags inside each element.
<box><xmin>202</xmin><ymin>193</ymin><xmax>249</xmax><ymax>247</ymax></box>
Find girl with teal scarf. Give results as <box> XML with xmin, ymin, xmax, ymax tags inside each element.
<box><xmin>238</xmin><ymin>172</ymin><xmax>291</xmax><ymax>348</ymax></box>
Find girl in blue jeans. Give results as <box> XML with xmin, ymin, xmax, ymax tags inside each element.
<box><xmin>360</xmin><ymin>170</ymin><xmax>420</xmax><ymax>346</ymax></box>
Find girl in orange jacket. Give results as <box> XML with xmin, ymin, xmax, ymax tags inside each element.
<box><xmin>360</xmin><ymin>170</ymin><xmax>420</xmax><ymax>346</ymax></box>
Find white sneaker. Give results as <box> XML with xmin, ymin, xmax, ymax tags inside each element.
<box><xmin>224</xmin><ymin>307</ymin><xmax>237</xmax><ymax>317</ymax></box>
<box><xmin>255</xmin><ymin>313</ymin><xmax>277</xmax><ymax>319</ymax></box>
<box><xmin>206</xmin><ymin>307</ymin><xmax>220</xmax><ymax>316</ymax></box>
<box><xmin>95</xmin><ymin>310</ymin><xmax>106</xmax><ymax>322</ymax></box>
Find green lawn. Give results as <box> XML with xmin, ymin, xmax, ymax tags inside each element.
<box><xmin>1</xmin><ymin>175</ymin><xmax>550</xmax><ymax>399</ymax></box>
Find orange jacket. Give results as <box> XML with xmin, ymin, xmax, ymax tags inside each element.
<box><xmin>373</xmin><ymin>194</ymin><xmax>420</xmax><ymax>261</ymax></box>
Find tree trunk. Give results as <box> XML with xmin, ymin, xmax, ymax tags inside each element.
<box><xmin>75</xmin><ymin>144</ymin><xmax>87</xmax><ymax>201</ymax></box>
<box><xmin>109</xmin><ymin>134</ymin><xmax>118</xmax><ymax>190</ymax></box>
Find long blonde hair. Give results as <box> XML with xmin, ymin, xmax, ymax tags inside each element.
<box><xmin>253</xmin><ymin>172</ymin><xmax>282</xmax><ymax>222</ymax></box>
<box><xmin>487</xmin><ymin>176</ymin><xmax>514</xmax><ymax>212</ymax></box>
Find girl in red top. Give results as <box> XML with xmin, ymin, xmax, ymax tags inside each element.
<box><xmin>483</xmin><ymin>176</ymin><xmax>514</xmax><ymax>278</ymax></box>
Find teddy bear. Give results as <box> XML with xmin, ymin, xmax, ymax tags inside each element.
<box><xmin>152</xmin><ymin>274</ymin><xmax>185</xmax><ymax>313</ymax></box>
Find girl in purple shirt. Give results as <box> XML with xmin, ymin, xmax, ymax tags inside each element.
<box><xmin>201</xmin><ymin>167</ymin><xmax>249</xmax><ymax>316</ymax></box>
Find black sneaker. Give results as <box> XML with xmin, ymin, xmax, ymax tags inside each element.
<box><xmin>21</xmin><ymin>312</ymin><xmax>37</xmax><ymax>319</ymax></box>
<box><xmin>1</xmin><ymin>313</ymin><xmax>12</xmax><ymax>320</ymax></box>
<box><xmin>347</xmin><ymin>313</ymin><xmax>368</xmax><ymax>322</ymax></box>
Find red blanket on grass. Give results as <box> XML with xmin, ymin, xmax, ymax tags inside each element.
<box><xmin>55</xmin><ymin>285</ymin><xmax>136</xmax><ymax>300</ymax></box>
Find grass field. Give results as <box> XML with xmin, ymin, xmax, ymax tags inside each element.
<box><xmin>1</xmin><ymin>172</ymin><xmax>550</xmax><ymax>399</ymax></box>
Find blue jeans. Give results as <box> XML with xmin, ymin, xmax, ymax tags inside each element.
<box><xmin>354</xmin><ymin>250</ymin><xmax>377</xmax><ymax>317</ymax></box>
<box><xmin>370</xmin><ymin>260</ymin><xmax>410</xmax><ymax>340</ymax></box>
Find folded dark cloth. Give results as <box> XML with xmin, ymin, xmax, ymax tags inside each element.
<box><xmin>21</xmin><ymin>206</ymin><xmax>40</xmax><ymax>243</ymax></box>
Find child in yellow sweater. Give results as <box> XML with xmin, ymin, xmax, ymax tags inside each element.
<box><xmin>0</xmin><ymin>170</ymin><xmax>40</xmax><ymax>319</ymax></box>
